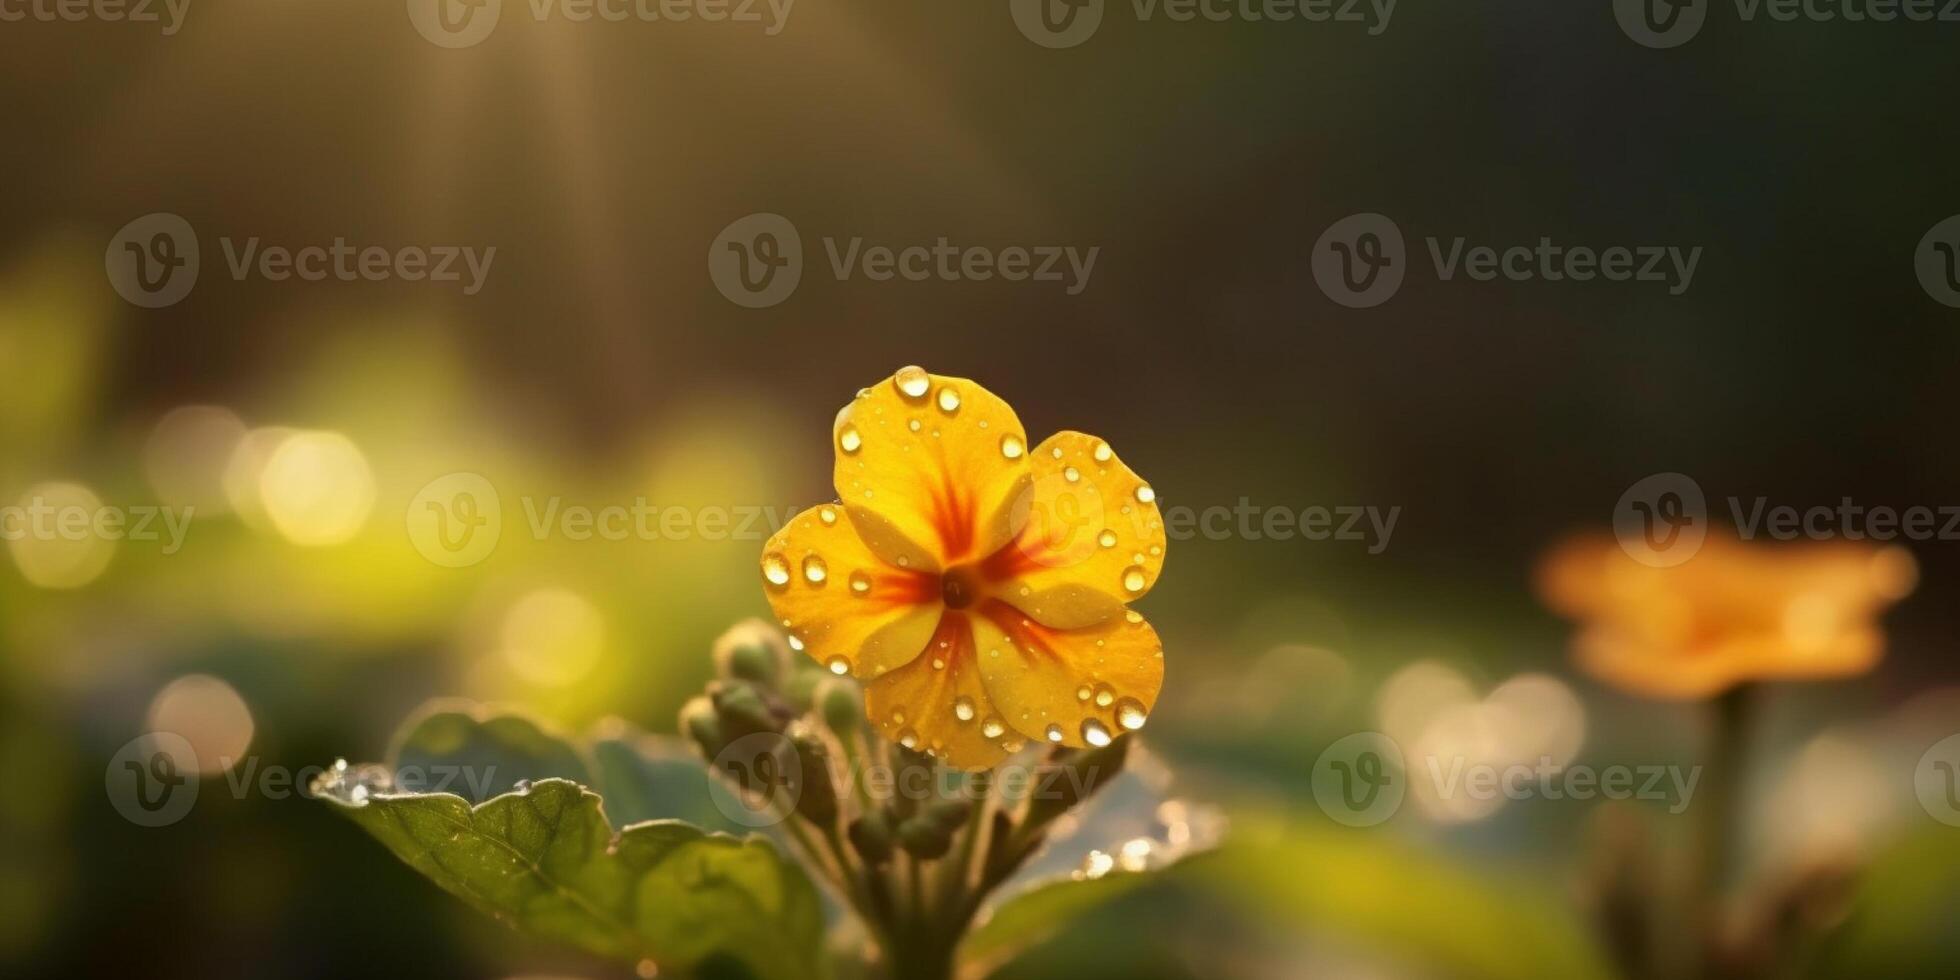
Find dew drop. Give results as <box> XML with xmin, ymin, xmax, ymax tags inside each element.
<box><xmin>762</xmin><ymin>553</ymin><xmax>791</xmax><ymax>587</ymax></box>
<box><xmin>981</xmin><ymin>717</ymin><xmax>1006</xmax><ymax>739</ymax></box>
<box><xmin>898</xmin><ymin>729</ymin><xmax>919</xmax><ymax>749</ymax></box>
<box><xmin>850</xmin><ymin>570</ymin><xmax>872</xmax><ymax>595</ymax></box>
<box><xmin>953</xmin><ymin>697</ymin><xmax>976</xmax><ymax>722</ymax></box>
<box><xmin>802</xmin><ymin>554</ymin><xmax>828</xmax><ymax>584</ymax></box>
<box><xmin>1064</xmin><ymin>466</ymin><xmax>1080</xmax><ymax>483</ymax></box>
<box><xmin>908</xmin><ymin>418</ymin><xmax>922</xmax><ymax>432</ymax></box>
<box><xmin>1115</xmin><ymin>698</ymin><xmax>1148</xmax><ymax>731</ymax></box>
<box><xmin>999</xmin><ymin>434</ymin><xmax>1025</xmax><ymax>459</ymax></box>
<box><xmin>936</xmin><ymin>386</ymin><xmax>962</xmax><ymax>413</ymax></box>
<box><xmin>838</xmin><ymin>424</ymin><xmax>863</xmax><ymax>454</ymax></box>
<box><xmin>1125</xmin><ymin>610</ymin><xmax>1143</xmax><ymax>624</ymax></box>
<box><xmin>1075</xmin><ymin>685</ymin><xmax>1093</xmax><ymax>702</ymax></box>
<box><xmin>826</xmin><ymin>656</ymin><xmax>850</xmax><ymax>675</ymax></box>
<box><xmin>1098</xmin><ymin>529</ymin><xmax>1118</xmax><ymax>548</ymax></box>
<box><xmin>819</xmin><ymin>506</ymin><xmax>838</xmax><ymax>525</ymax></box>
<box><xmin>1093</xmin><ymin>441</ymin><xmax>1113</xmax><ymax>463</ymax></box>
<box><xmin>1135</xmin><ymin>485</ymin><xmax>1156</xmax><ymax>504</ymax></box>
<box><xmin>1081</xmin><ymin>719</ymin><xmax>1112</xmax><ymax>748</ymax></box>
<box><xmin>1122</xmin><ymin>565</ymin><xmax>1147</xmax><ymax>593</ymax></box>
<box><xmin>1044</xmin><ymin>724</ymin><xmax>1065</xmax><ymax>743</ymax></box>
<box><xmin>1050</xmin><ymin>446</ymin><xmax>1064</xmax><ymax>459</ymax></box>
<box><xmin>1001</xmin><ymin>737</ymin><xmax>1026</xmax><ymax>752</ymax></box>
<box><xmin>894</xmin><ymin>365</ymin><xmax>931</xmax><ymax>400</ymax></box>
<box><xmin>788</xmin><ymin>635</ymin><xmax>805</xmax><ymax>652</ymax></box>
<box><xmin>1094</xmin><ymin>684</ymin><xmax>1115</xmax><ymax>708</ymax></box>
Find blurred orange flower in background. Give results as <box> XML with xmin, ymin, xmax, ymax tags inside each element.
<box><xmin>760</xmin><ymin>367</ymin><xmax>1166</xmax><ymax>770</ymax></box>
<box><xmin>1537</xmin><ymin>533</ymin><xmax>1918</xmax><ymax>699</ymax></box>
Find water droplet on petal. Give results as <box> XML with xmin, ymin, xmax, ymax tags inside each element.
<box><xmin>849</xmin><ymin>570</ymin><xmax>872</xmax><ymax>595</ymax></box>
<box><xmin>1122</xmin><ymin>565</ymin><xmax>1147</xmax><ymax>593</ymax></box>
<box><xmin>908</xmin><ymin>418</ymin><xmax>922</xmax><ymax>432</ymax></box>
<box><xmin>1093</xmin><ymin>441</ymin><xmax>1113</xmax><ymax>463</ymax></box>
<box><xmin>999</xmin><ymin>434</ymin><xmax>1025</xmax><ymax>459</ymax></box>
<box><xmin>763</xmin><ymin>553</ymin><xmax>791</xmax><ymax>587</ymax></box>
<box><xmin>802</xmin><ymin>554</ymin><xmax>827</xmax><ymax>584</ymax></box>
<box><xmin>1082</xmin><ymin>719</ymin><xmax>1112</xmax><ymax>747</ymax></box>
<box><xmin>819</xmin><ymin>506</ymin><xmax>838</xmax><ymax>525</ymax></box>
<box><xmin>1125</xmin><ymin>610</ymin><xmax>1143</xmax><ymax>624</ymax></box>
<box><xmin>1044</xmin><ymin>724</ymin><xmax>1065</xmax><ymax>743</ymax></box>
<box><xmin>1064</xmin><ymin>466</ymin><xmax>1080</xmax><ymax>483</ymax></box>
<box><xmin>838</xmin><ymin>424</ymin><xmax>863</xmax><ymax>454</ymax></box>
<box><xmin>1135</xmin><ymin>485</ymin><xmax>1156</xmax><ymax>504</ymax></box>
<box><xmin>894</xmin><ymin>365</ymin><xmax>931</xmax><ymax>400</ymax></box>
<box><xmin>1094</xmin><ymin>684</ymin><xmax>1115</xmax><ymax>708</ymax></box>
<box><xmin>953</xmin><ymin>697</ymin><xmax>976</xmax><ymax>722</ymax></box>
<box><xmin>787</xmin><ymin>635</ymin><xmax>805</xmax><ymax>652</ymax></box>
<box><xmin>827</xmin><ymin>656</ymin><xmax>850</xmax><ymax>675</ymax></box>
<box><xmin>1115</xmin><ymin>698</ymin><xmax>1148</xmax><ymax>730</ymax></box>
<box><xmin>936</xmin><ymin>386</ymin><xmax>962</xmax><ymax>413</ymax></box>
<box><xmin>1098</xmin><ymin>529</ymin><xmax>1118</xmax><ymax>548</ymax></box>
<box><xmin>981</xmin><ymin>717</ymin><xmax>1006</xmax><ymax>739</ymax></box>
<box><xmin>1075</xmin><ymin>685</ymin><xmax>1093</xmax><ymax>702</ymax></box>
<box><xmin>898</xmin><ymin>728</ymin><xmax>919</xmax><ymax>749</ymax></box>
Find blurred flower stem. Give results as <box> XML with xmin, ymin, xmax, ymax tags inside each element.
<box><xmin>1698</xmin><ymin>684</ymin><xmax>1755</xmax><ymax>979</ymax></box>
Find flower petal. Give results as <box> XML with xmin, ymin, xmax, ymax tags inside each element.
<box><xmin>970</xmin><ymin>600</ymin><xmax>1164</xmax><ymax>748</ymax></box>
<box><xmin>832</xmin><ymin>367</ymin><xmax>1031</xmax><ymax>567</ymax></box>
<box><xmin>761</xmin><ymin>503</ymin><xmax>942</xmax><ymax>679</ymax></box>
<box><xmin>981</xmin><ymin>431</ymin><xmax>1165</xmax><ymax>629</ymax></box>
<box><xmin>863</xmin><ymin>613</ymin><xmax>1012</xmax><ymax>770</ymax></box>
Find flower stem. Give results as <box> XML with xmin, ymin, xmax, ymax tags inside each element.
<box><xmin>1698</xmin><ymin>684</ymin><xmax>1754</xmax><ymax>978</ymax></box>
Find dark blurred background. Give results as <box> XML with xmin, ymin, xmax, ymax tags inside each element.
<box><xmin>2</xmin><ymin>2</ymin><xmax>1957</xmax><ymax>977</ymax></box>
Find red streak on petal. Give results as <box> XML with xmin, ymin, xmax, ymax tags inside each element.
<box><xmin>980</xmin><ymin>599</ymin><xmax>1065</xmax><ymax>665</ymax></box>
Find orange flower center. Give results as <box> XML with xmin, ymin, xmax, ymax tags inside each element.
<box><xmin>940</xmin><ymin>564</ymin><xmax>982</xmax><ymax>610</ymax></box>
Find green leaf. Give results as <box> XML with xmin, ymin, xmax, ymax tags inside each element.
<box><xmin>588</xmin><ymin>723</ymin><xmax>749</xmax><ymax>835</ymax></box>
<box><xmin>389</xmin><ymin>699</ymin><xmax>591</xmax><ymax>802</ymax></box>
<box><xmin>960</xmin><ymin>854</ymin><xmax>1216</xmax><ymax>976</ymax></box>
<box><xmin>316</xmin><ymin>776</ymin><xmax>824</xmax><ymax>980</ymax></box>
<box><xmin>1810</xmin><ymin>825</ymin><xmax>1960</xmax><ymax>978</ymax></box>
<box><xmin>1186</xmin><ymin>815</ymin><xmax>1612</xmax><ymax>980</ymax></box>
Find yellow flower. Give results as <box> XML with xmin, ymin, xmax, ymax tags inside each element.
<box><xmin>760</xmin><ymin>367</ymin><xmax>1166</xmax><ymax>770</ymax></box>
<box><xmin>1536</xmin><ymin>532</ymin><xmax>1916</xmax><ymax>699</ymax></box>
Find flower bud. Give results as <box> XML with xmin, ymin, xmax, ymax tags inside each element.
<box><xmin>815</xmin><ymin>677</ymin><xmax>863</xmax><ymax>737</ymax></box>
<box><xmin>781</xmin><ymin>667</ymin><xmax>823</xmax><ymax>713</ymax></box>
<box><xmin>713</xmin><ymin>619</ymin><xmax>790</xmax><ymax>687</ymax></box>
<box><xmin>848</xmin><ymin>810</ymin><xmax>895</xmax><ymax>865</ymax></box>
<box><xmin>922</xmin><ymin>799</ymin><xmax>972</xmax><ymax>833</ymax></box>
<box><xmin>678</xmin><ymin>696</ymin><xmax>723</xmax><ymax>758</ymax></box>
<box><xmin>896</xmin><ymin>814</ymin><xmax>954</xmax><ymax>860</ymax></box>
<box><xmin>713</xmin><ymin>681</ymin><xmax>785</xmax><ymax>743</ymax></box>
